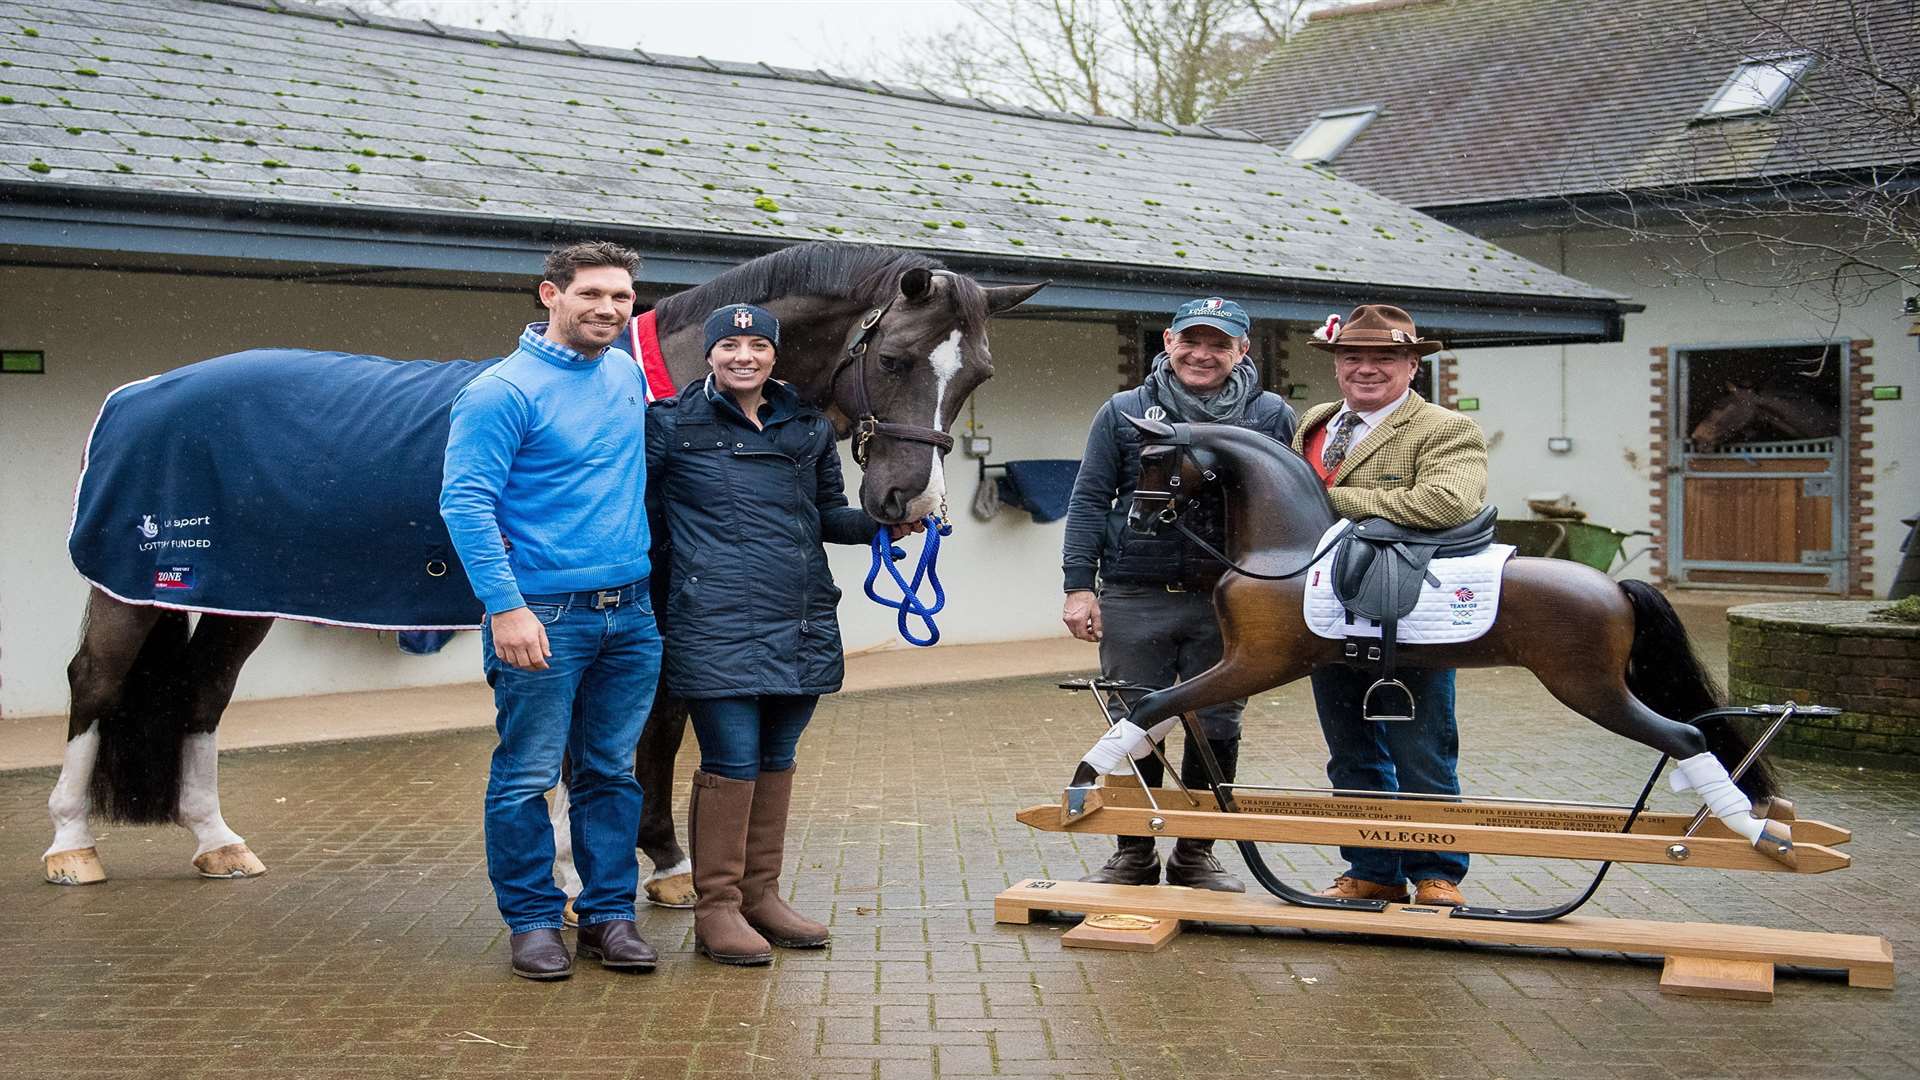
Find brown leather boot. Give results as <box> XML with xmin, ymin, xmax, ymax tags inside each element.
<box><xmin>739</xmin><ymin>767</ymin><xmax>829</xmax><ymax>948</ymax></box>
<box><xmin>1315</xmin><ymin>875</ymin><xmax>1410</xmax><ymax>904</ymax></box>
<box><xmin>690</xmin><ymin>771</ymin><xmax>773</xmax><ymax>966</ymax></box>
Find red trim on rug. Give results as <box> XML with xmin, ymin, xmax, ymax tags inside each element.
<box><xmin>628</xmin><ymin>311</ymin><xmax>676</xmax><ymax>401</ymax></box>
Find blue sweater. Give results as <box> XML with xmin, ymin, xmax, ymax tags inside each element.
<box><xmin>440</xmin><ymin>325</ymin><xmax>651</xmax><ymax>614</ymax></box>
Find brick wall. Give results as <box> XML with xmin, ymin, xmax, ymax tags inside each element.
<box><xmin>1726</xmin><ymin>602</ymin><xmax>1920</xmax><ymax>770</ymax></box>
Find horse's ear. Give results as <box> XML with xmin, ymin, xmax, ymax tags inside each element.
<box><xmin>984</xmin><ymin>281</ymin><xmax>1047</xmax><ymax>315</ymax></box>
<box><xmin>1123</xmin><ymin>412</ymin><xmax>1175</xmax><ymax>440</ymax></box>
<box><xmin>900</xmin><ymin>267</ymin><xmax>934</xmax><ymax>302</ymax></box>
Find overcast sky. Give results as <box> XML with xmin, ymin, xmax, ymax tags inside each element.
<box><xmin>406</xmin><ymin>1</ymin><xmax>972</xmax><ymax>73</ymax></box>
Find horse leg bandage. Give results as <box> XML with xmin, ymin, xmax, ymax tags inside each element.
<box><xmin>1669</xmin><ymin>752</ymin><xmax>1764</xmax><ymax>844</ymax></box>
<box><xmin>1081</xmin><ymin>716</ymin><xmax>1182</xmax><ymax>775</ymax></box>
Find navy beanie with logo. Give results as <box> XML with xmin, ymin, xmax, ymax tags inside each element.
<box><xmin>703</xmin><ymin>303</ymin><xmax>780</xmax><ymax>356</ymax></box>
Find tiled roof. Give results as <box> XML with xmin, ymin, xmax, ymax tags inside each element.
<box><xmin>1210</xmin><ymin>0</ymin><xmax>1918</xmax><ymax>210</ymax></box>
<box><xmin>0</xmin><ymin>0</ymin><xmax>1616</xmax><ymax>302</ymax></box>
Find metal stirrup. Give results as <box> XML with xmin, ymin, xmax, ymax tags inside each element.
<box><xmin>1361</xmin><ymin>677</ymin><xmax>1416</xmax><ymax>722</ymax></box>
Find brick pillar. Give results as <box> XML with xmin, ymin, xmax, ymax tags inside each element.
<box><xmin>1435</xmin><ymin>351</ymin><xmax>1459</xmax><ymax>409</ymax></box>
<box><xmin>1647</xmin><ymin>346</ymin><xmax>1671</xmax><ymax>585</ymax></box>
<box><xmin>1116</xmin><ymin>316</ymin><xmax>1144</xmax><ymax>392</ymax></box>
<box><xmin>1848</xmin><ymin>340</ymin><xmax>1876</xmax><ymax>596</ymax></box>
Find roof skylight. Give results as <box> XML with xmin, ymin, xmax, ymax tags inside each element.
<box><xmin>1286</xmin><ymin>106</ymin><xmax>1377</xmax><ymax>163</ymax></box>
<box><xmin>1700</xmin><ymin>54</ymin><xmax>1814</xmax><ymax>118</ymax></box>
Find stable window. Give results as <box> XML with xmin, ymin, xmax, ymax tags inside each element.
<box><xmin>1285</xmin><ymin>107</ymin><xmax>1377</xmax><ymax>163</ymax></box>
<box><xmin>1699</xmin><ymin>54</ymin><xmax>1813</xmax><ymax>119</ymax></box>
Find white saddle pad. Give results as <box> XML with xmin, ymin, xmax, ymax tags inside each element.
<box><xmin>1303</xmin><ymin>520</ymin><xmax>1515</xmax><ymax>644</ymax></box>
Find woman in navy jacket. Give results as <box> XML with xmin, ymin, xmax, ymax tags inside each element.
<box><xmin>645</xmin><ymin>303</ymin><xmax>910</xmax><ymax>965</ymax></box>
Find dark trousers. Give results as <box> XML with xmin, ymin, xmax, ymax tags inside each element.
<box><xmin>1310</xmin><ymin>664</ymin><xmax>1468</xmax><ymax>886</ymax></box>
<box><xmin>1097</xmin><ymin>582</ymin><xmax>1245</xmax><ymax>741</ymax></box>
<box><xmin>688</xmin><ymin>695</ymin><xmax>819</xmax><ymax>781</ymax></box>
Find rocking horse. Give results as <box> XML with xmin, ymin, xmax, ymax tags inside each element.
<box><xmin>999</xmin><ymin>418</ymin><xmax>1892</xmax><ymax>998</ymax></box>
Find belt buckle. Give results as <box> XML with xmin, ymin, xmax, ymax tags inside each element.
<box><xmin>593</xmin><ymin>589</ymin><xmax>622</xmax><ymax>610</ymax></box>
<box><xmin>1164</xmin><ymin>582</ymin><xmax>1187</xmax><ymax>593</ymax></box>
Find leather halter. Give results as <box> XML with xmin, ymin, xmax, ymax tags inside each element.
<box><xmin>831</xmin><ymin>299</ymin><xmax>957</xmax><ymax>467</ymax></box>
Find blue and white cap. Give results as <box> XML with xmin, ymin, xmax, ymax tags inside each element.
<box><xmin>703</xmin><ymin>303</ymin><xmax>780</xmax><ymax>355</ymax></box>
<box><xmin>1169</xmin><ymin>296</ymin><xmax>1250</xmax><ymax>338</ymax></box>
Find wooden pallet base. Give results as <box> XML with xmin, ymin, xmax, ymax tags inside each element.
<box><xmin>995</xmin><ymin>879</ymin><xmax>1893</xmax><ymax>999</ymax></box>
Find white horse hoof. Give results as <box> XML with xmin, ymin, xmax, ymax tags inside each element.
<box><xmin>45</xmin><ymin>846</ymin><xmax>107</xmax><ymax>886</ymax></box>
<box><xmin>194</xmin><ymin>843</ymin><xmax>267</xmax><ymax>879</ymax></box>
<box><xmin>563</xmin><ymin>898</ymin><xmax>579</xmax><ymax>929</ymax></box>
<box><xmin>645</xmin><ymin>861</ymin><xmax>695</xmax><ymax>908</ymax></box>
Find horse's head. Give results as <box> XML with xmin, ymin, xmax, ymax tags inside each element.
<box><xmin>1124</xmin><ymin>415</ymin><xmax>1217</xmax><ymax>535</ymax></box>
<box><xmin>834</xmin><ymin>267</ymin><xmax>1045</xmax><ymax>523</ymax></box>
<box><xmin>1689</xmin><ymin>382</ymin><xmax>1759</xmax><ymax>450</ymax></box>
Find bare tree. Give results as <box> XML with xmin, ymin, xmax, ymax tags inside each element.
<box><xmin>885</xmin><ymin>0</ymin><xmax>1330</xmax><ymax>126</ymax></box>
<box><xmin>1572</xmin><ymin>0</ymin><xmax>1918</xmax><ymax>320</ymax></box>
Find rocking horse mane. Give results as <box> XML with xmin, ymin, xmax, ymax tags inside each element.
<box><xmin>1180</xmin><ymin>423</ymin><xmax>1338</xmax><ymax>532</ymax></box>
<box><xmin>653</xmin><ymin>243</ymin><xmax>947</xmax><ymax>333</ymax></box>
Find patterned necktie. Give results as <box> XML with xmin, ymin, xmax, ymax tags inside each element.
<box><xmin>1320</xmin><ymin>411</ymin><xmax>1366</xmax><ymax>472</ymax></box>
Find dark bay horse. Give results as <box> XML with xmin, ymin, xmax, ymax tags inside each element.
<box><xmin>1066</xmin><ymin>418</ymin><xmax>1795</xmax><ymax>866</ymax></box>
<box><xmin>1689</xmin><ymin>382</ymin><xmax>1838</xmax><ymax>450</ymax></box>
<box><xmin>46</xmin><ymin>242</ymin><xmax>1043</xmax><ymax>889</ymax></box>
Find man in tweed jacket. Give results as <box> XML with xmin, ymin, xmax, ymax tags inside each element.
<box><xmin>1292</xmin><ymin>304</ymin><xmax>1488</xmax><ymax>909</ymax></box>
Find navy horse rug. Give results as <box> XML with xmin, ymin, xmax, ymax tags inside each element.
<box><xmin>71</xmin><ymin>349</ymin><xmax>512</xmax><ymax>629</ymax></box>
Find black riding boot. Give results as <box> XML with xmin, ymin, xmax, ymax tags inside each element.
<box><xmin>1080</xmin><ymin>745</ymin><xmax>1163</xmax><ymax>885</ymax></box>
<box><xmin>1166</xmin><ymin>735</ymin><xmax>1246</xmax><ymax>892</ymax></box>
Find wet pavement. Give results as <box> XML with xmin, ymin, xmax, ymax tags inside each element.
<box><xmin>3</xmin><ymin>643</ymin><xmax>1917</xmax><ymax>1078</ymax></box>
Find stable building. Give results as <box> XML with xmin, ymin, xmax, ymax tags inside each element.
<box><xmin>1211</xmin><ymin>0</ymin><xmax>1918</xmax><ymax>597</ymax></box>
<box><xmin>0</xmin><ymin>0</ymin><xmax>1630</xmax><ymax>717</ymax></box>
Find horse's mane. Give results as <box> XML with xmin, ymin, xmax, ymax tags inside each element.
<box><xmin>654</xmin><ymin>243</ymin><xmax>946</xmax><ymax>333</ymax></box>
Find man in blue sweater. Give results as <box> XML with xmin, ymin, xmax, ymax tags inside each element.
<box><xmin>440</xmin><ymin>241</ymin><xmax>662</xmax><ymax>981</ymax></box>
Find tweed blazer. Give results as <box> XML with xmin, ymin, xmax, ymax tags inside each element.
<box><xmin>1291</xmin><ymin>391</ymin><xmax>1488</xmax><ymax>529</ymax></box>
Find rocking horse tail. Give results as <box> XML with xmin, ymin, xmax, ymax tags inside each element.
<box><xmin>1619</xmin><ymin>580</ymin><xmax>1777</xmax><ymax>801</ymax></box>
<box><xmin>88</xmin><ymin>610</ymin><xmax>193</xmax><ymax>823</ymax></box>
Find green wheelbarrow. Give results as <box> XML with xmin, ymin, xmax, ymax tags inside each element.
<box><xmin>1494</xmin><ymin>519</ymin><xmax>1653</xmax><ymax>575</ymax></box>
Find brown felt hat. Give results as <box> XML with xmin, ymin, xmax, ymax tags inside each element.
<box><xmin>1308</xmin><ymin>304</ymin><xmax>1443</xmax><ymax>356</ymax></box>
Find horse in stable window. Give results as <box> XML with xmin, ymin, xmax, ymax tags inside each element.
<box><xmin>47</xmin><ymin>243</ymin><xmax>1043</xmax><ymax>895</ymax></box>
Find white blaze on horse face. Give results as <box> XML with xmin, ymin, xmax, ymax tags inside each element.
<box><xmin>177</xmin><ymin>733</ymin><xmax>245</xmax><ymax>858</ymax></box>
<box><xmin>44</xmin><ymin>725</ymin><xmax>100</xmax><ymax>857</ymax></box>
<box><xmin>904</xmin><ymin>330</ymin><xmax>964</xmax><ymax>521</ymax></box>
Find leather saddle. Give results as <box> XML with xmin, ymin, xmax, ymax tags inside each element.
<box><xmin>1330</xmin><ymin>505</ymin><xmax>1498</xmax><ymax>721</ymax></box>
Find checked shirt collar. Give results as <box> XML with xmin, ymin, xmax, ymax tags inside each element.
<box><xmin>520</xmin><ymin>322</ymin><xmax>608</xmax><ymax>369</ymax></box>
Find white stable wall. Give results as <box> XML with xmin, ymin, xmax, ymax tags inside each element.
<box><xmin>0</xmin><ymin>267</ymin><xmax>1118</xmax><ymax>717</ymax></box>
<box><xmin>1448</xmin><ymin>227</ymin><xmax>1914</xmax><ymax>594</ymax></box>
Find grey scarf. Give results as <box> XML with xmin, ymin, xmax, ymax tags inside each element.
<box><xmin>1146</xmin><ymin>352</ymin><xmax>1259</xmax><ymax>423</ymax></box>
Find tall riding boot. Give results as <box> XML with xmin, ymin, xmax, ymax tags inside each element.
<box><xmin>739</xmin><ymin>767</ymin><xmax>829</xmax><ymax>948</ymax></box>
<box><xmin>690</xmin><ymin>771</ymin><xmax>773</xmax><ymax>966</ymax></box>
<box><xmin>1166</xmin><ymin>735</ymin><xmax>1246</xmax><ymax>892</ymax></box>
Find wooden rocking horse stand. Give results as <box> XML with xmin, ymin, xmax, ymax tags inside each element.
<box><xmin>999</xmin><ymin>681</ymin><xmax>1894</xmax><ymax>1001</ymax></box>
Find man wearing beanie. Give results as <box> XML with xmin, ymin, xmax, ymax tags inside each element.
<box><xmin>1059</xmin><ymin>297</ymin><xmax>1295</xmax><ymax>891</ymax></box>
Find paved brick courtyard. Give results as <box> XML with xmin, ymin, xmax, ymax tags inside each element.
<box><xmin>3</xmin><ymin>664</ymin><xmax>1916</xmax><ymax>1079</ymax></box>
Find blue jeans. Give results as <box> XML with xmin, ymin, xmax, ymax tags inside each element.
<box><xmin>688</xmin><ymin>695</ymin><xmax>818</xmax><ymax>781</ymax></box>
<box><xmin>1310</xmin><ymin>664</ymin><xmax>1468</xmax><ymax>887</ymax></box>
<box><xmin>482</xmin><ymin>582</ymin><xmax>661</xmax><ymax>934</ymax></box>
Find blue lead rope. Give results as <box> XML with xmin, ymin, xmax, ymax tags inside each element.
<box><xmin>864</xmin><ymin>516</ymin><xmax>952</xmax><ymax>647</ymax></box>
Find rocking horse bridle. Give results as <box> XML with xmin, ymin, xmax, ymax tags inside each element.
<box><xmin>1133</xmin><ymin>431</ymin><xmax>1352</xmax><ymax>582</ymax></box>
<box><xmin>831</xmin><ymin>299</ymin><xmax>957</xmax><ymax>468</ymax></box>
